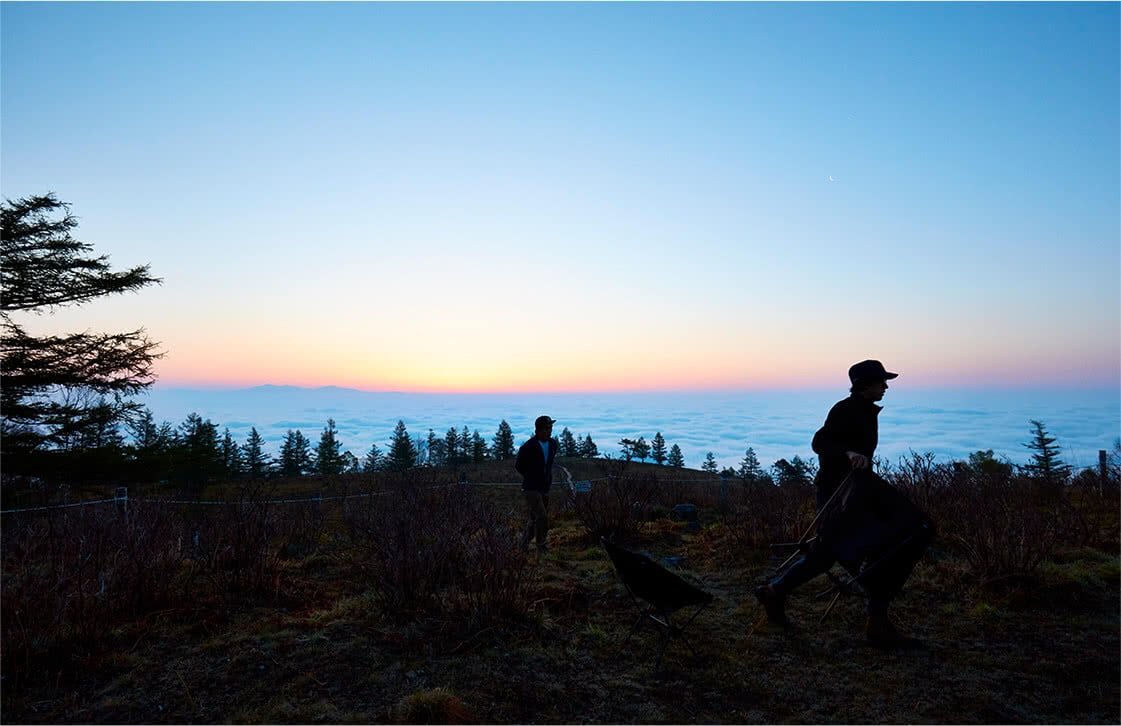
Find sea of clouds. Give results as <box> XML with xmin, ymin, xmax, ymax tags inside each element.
<box><xmin>137</xmin><ymin>386</ymin><xmax>1120</xmax><ymax>474</ymax></box>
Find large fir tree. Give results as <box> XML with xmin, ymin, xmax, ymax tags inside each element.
<box><xmin>1</xmin><ymin>194</ymin><xmax>161</xmax><ymax>471</ymax></box>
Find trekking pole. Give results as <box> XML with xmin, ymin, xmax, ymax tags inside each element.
<box><xmin>771</xmin><ymin>470</ymin><xmax>855</xmax><ymax>572</ymax></box>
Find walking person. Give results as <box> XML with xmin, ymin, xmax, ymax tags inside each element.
<box><xmin>754</xmin><ymin>359</ymin><xmax>933</xmax><ymax>649</ymax></box>
<box><xmin>515</xmin><ymin>415</ymin><xmax>558</xmax><ymax>555</ymax></box>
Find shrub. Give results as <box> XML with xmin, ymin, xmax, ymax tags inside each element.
<box><xmin>718</xmin><ymin>480</ymin><xmax>816</xmax><ymax>549</ymax></box>
<box><xmin>569</xmin><ymin>461</ymin><xmax>658</xmax><ymax>542</ymax></box>
<box><xmin>909</xmin><ymin>467</ymin><xmax>1060</xmax><ymax>583</ymax></box>
<box><xmin>1</xmin><ymin>501</ymin><xmax>188</xmax><ymax>688</ymax></box>
<box><xmin>340</xmin><ymin>472</ymin><xmax>535</xmax><ymax>622</ymax></box>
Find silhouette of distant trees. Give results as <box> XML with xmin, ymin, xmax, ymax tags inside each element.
<box><xmin>771</xmin><ymin>456</ymin><xmax>815</xmax><ymax>487</ymax></box>
<box><xmin>667</xmin><ymin>444</ymin><xmax>685</xmax><ymax>468</ymax></box>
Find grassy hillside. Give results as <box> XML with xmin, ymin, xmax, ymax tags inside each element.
<box><xmin>2</xmin><ymin>466</ymin><xmax>1118</xmax><ymax>723</ymax></box>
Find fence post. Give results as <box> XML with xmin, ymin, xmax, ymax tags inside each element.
<box><xmin>115</xmin><ymin>486</ymin><xmax>129</xmax><ymax>517</ymax></box>
<box><xmin>719</xmin><ymin>472</ymin><xmax>729</xmax><ymax>510</ymax></box>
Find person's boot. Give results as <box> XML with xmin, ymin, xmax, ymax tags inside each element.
<box><xmin>865</xmin><ymin>614</ymin><xmax>923</xmax><ymax>650</ymax></box>
<box><xmin>753</xmin><ymin>584</ymin><xmax>791</xmax><ymax>628</ymax></box>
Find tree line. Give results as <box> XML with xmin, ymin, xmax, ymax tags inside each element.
<box><xmin>6</xmin><ymin>408</ymin><xmax>611</xmax><ymax>487</ymax></box>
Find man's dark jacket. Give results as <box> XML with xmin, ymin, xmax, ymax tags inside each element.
<box><xmin>811</xmin><ymin>394</ymin><xmax>881</xmax><ymax>496</ymax></box>
<box><xmin>515</xmin><ymin>436</ymin><xmax>558</xmax><ymax>493</ymax></box>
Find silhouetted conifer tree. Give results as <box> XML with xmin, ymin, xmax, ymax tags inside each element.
<box><xmin>427</xmin><ymin>429</ymin><xmax>447</xmax><ymax>467</ymax></box>
<box><xmin>221</xmin><ymin>427</ymin><xmax>243</xmax><ymax>478</ymax></box>
<box><xmin>559</xmin><ymin>427</ymin><xmax>578</xmax><ymax>457</ymax></box>
<box><xmin>363</xmin><ymin>442</ymin><xmax>383</xmax><ymax>473</ymax></box>
<box><xmin>667</xmin><ymin>444</ymin><xmax>685</xmax><ymax>468</ymax></box>
<box><xmin>633</xmin><ymin>436</ymin><xmax>650</xmax><ymax>462</ymax></box>
<box><xmin>128</xmin><ymin>408</ymin><xmax>175</xmax><ymax>482</ymax></box>
<box><xmin>444</xmin><ymin>427</ymin><xmax>461</xmax><ymax>464</ymax></box>
<box><xmin>1023</xmin><ymin>419</ymin><xmax>1071</xmax><ymax>484</ymax></box>
<box><xmin>315</xmin><ymin>418</ymin><xmax>345</xmax><ymax>475</ymax></box>
<box><xmin>458</xmin><ymin>426</ymin><xmax>471</xmax><ymax>462</ymax></box>
<box><xmin>179</xmin><ymin>413</ymin><xmax>222</xmax><ymax>488</ymax></box>
<box><xmin>242</xmin><ymin>427</ymin><xmax>271</xmax><ymax>478</ymax></box>
<box><xmin>1</xmin><ymin>193</ymin><xmax>161</xmax><ymax>472</ymax></box>
<box><xmin>471</xmin><ymin>429</ymin><xmax>488</xmax><ymax>462</ymax></box>
<box><xmin>278</xmin><ymin>429</ymin><xmax>313</xmax><ymax>477</ymax></box>
<box><xmin>702</xmin><ymin>452</ymin><xmax>718</xmax><ymax>473</ymax></box>
<box><xmin>651</xmin><ymin>432</ymin><xmax>667</xmax><ymax>465</ymax></box>
<box><xmin>387</xmin><ymin>420</ymin><xmax>418</xmax><ymax>471</ymax></box>
<box><xmin>772</xmin><ymin>456</ymin><xmax>815</xmax><ymax>487</ymax></box>
<box><xmin>738</xmin><ymin>447</ymin><xmax>765</xmax><ymax>482</ymax></box>
<box><xmin>579</xmin><ymin>434</ymin><xmax>599</xmax><ymax>458</ymax></box>
<box><xmin>492</xmin><ymin>420</ymin><xmax>516</xmax><ymax>460</ymax></box>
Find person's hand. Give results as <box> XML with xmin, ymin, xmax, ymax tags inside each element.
<box><xmin>846</xmin><ymin>451</ymin><xmax>869</xmax><ymax>469</ymax></box>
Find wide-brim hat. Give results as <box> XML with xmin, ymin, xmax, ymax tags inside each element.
<box><xmin>848</xmin><ymin>359</ymin><xmax>899</xmax><ymax>384</ymax></box>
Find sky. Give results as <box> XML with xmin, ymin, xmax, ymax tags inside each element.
<box><xmin>2</xmin><ymin>2</ymin><xmax>1119</xmax><ymax>394</ymax></box>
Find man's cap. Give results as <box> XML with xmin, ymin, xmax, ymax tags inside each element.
<box><xmin>848</xmin><ymin>359</ymin><xmax>899</xmax><ymax>385</ymax></box>
<box><xmin>535</xmin><ymin>415</ymin><xmax>556</xmax><ymax>429</ymax></box>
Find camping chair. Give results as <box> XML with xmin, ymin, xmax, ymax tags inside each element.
<box><xmin>768</xmin><ymin>472</ymin><xmax>933</xmax><ymax>623</ymax></box>
<box><xmin>602</xmin><ymin>538</ymin><xmax>714</xmax><ymax>670</ymax></box>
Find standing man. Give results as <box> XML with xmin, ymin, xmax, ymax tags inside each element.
<box><xmin>515</xmin><ymin>415</ymin><xmax>558</xmax><ymax>554</ymax></box>
<box><xmin>754</xmin><ymin>359</ymin><xmax>932</xmax><ymax>649</ymax></box>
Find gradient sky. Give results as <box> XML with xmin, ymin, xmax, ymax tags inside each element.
<box><xmin>3</xmin><ymin>2</ymin><xmax>1118</xmax><ymax>393</ymax></box>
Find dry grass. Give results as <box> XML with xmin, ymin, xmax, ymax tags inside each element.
<box><xmin>3</xmin><ymin>471</ymin><xmax>1118</xmax><ymax>724</ymax></box>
